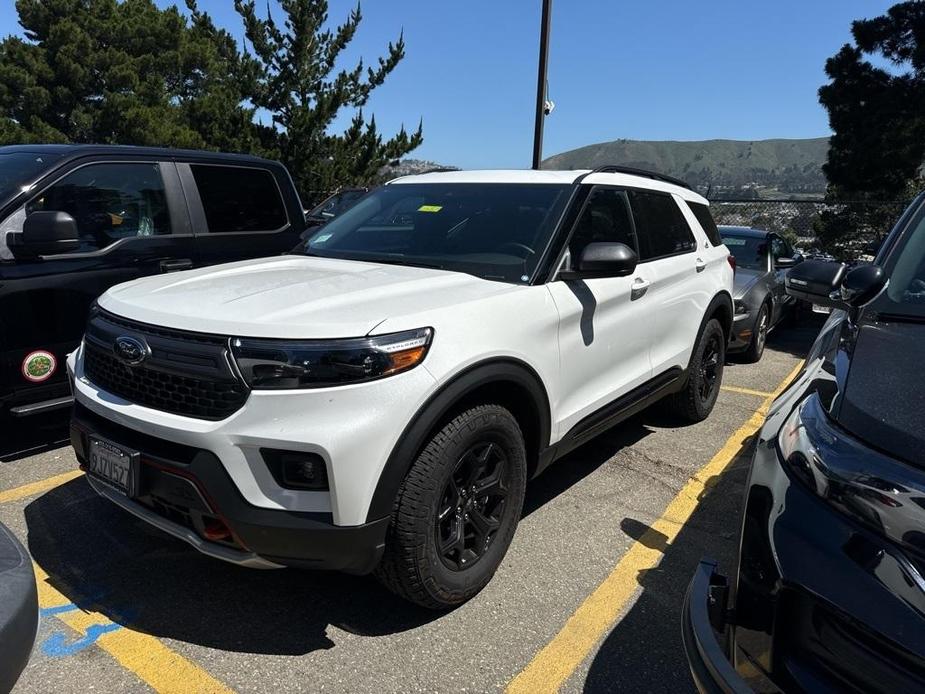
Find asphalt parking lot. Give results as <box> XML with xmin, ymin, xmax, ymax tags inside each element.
<box><xmin>0</xmin><ymin>314</ymin><xmax>821</xmax><ymax>694</ymax></box>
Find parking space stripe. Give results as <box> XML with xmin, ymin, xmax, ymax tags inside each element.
<box><xmin>0</xmin><ymin>470</ymin><xmax>83</xmax><ymax>504</ymax></box>
<box><xmin>34</xmin><ymin>563</ymin><xmax>235</xmax><ymax>693</ymax></box>
<box><xmin>721</xmin><ymin>385</ymin><xmax>775</xmax><ymax>398</ymax></box>
<box><xmin>506</xmin><ymin>360</ymin><xmax>805</xmax><ymax>694</ymax></box>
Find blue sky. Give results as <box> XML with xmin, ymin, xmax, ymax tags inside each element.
<box><xmin>1</xmin><ymin>0</ymin><xmax>898</xmax><ymax>168</ymax></box>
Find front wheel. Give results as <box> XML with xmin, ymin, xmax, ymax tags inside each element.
<box><xmin>375</xmin><ymin>404</ymin><xmax>527</xmax><ymax>609</ymax></box>
<box><xmin>667</xmin><ymin>318</ymin><xmax>726</xmax><ymax>423</ymax></box>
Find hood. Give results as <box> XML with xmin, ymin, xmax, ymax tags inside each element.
<box><xmin>732</xmin><ymin>267</ymin><xmax>763</xmax><ymax>298</ymax></box>
<box><xmin>99</xmin><ymin>255</ymin><xmax>522</xmax><ymax>339</ymax></box>
<box><xmin>811</xmin><ymin>313</ymin><xmax>925</xmax><ymax>466</ymax></box>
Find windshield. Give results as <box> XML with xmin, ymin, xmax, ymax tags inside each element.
<box><xmin>0</xmin><ymin>151</ymin><xmax>61</xmax><ymax>205</ymax></box>
<box><xmin>881</xmin><ymin>206</ymin><xmax>925</xmax><ymax>318</ymax></box>
<box><xmin>721</xmin><ymin>234</ymin><xmax>768</xmax><ymax>271</ymax></box>
<box><xmin>301</xmin><ymin>183</ymin><xmax>572</xmax><ymax>283</ymax></box>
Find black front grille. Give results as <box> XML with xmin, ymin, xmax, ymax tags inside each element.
<box><xmin>83</xmin><ymin>311</ymin><xmax>248</xmax><ymax>420</ymax></box>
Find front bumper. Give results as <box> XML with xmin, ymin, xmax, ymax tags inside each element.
<box><xmin>71</xmin><ymin>403</ymin><xmax>390</xmax><ymax>572</ymax></box>
<box><xmin>682</xmin><ymin>560</ymin><xmax>757</xmax><ymax>694</ymax></box>
<box><xmin>68</xmin><ymin>342</ymin><xmax>436</xmax><ymax>526</ymax></box>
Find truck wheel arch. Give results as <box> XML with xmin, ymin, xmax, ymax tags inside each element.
<box><xmin>365</xmin><ymin>359</ymin><xmax>551</xmax><ymax>523</ymax></box>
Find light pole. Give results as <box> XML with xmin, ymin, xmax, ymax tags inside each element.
<box><xmin>532</xmin><ymin>0</ymin><xmax>553</xmax><ymax>170</ymax></box>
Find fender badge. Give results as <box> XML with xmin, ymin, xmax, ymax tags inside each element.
<box><xmin>22</xmin><ymin>350</ymin><xmax>57</xmax><ymax>383</ymax></box>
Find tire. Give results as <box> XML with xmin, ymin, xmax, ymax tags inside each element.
<box><xmin>375</xmin><ymin>404</ymin><xmax>527</xmax><ymax>609</ymax></box>
<box><xmin>667</xmin><ymin>318</ymin><xmax>726</xmax><ymax>423</ymax></box>
<box><xmin>741</xmin><ymin>303</ymin><xmax>769</xmax><ymax>364</ymax></box>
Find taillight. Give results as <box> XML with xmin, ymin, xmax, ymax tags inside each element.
<box><xmin>727</xmin><ymin>254</ymin><xmax>736</xmax><ymax>273</ymax></box>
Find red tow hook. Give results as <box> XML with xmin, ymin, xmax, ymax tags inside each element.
<box><xmin>202</xmin><ymin>517</ymin><xmax>233</xmax><ymax>542</ymax></box>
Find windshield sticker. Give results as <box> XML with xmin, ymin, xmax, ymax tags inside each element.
<box><xmin>722</xmin><ymin>237</ymin><xmax>748</xmax><ymax>246</ymax></box>
<box><xmin>312</xmin><ymin>233</ymin><xmax>333</xmax><ymax>244</ymax></box>
<box><xmin>22</xmin><ymin>350</ymin><xmax>56</xmax><ymax>383</ymax></box>
<box><xmin>418</xmin><ymin>205</ymin><xmax>443</xmax><ymax>213</ymax></box>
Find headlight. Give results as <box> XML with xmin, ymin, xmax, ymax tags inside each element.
<box><xmin>778</xmin><ymin>394</ymin><xmax>925</xmax><ymax>553</ymax></box>
<box><xmin>230</xmin><ymin>327</ymin><xmax>433</xmax><ymax>389</ymax></box>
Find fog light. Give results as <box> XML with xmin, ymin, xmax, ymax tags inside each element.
<box><xmin>261</xmin><ymin>449</ymin><xmax>329</xmax><ymax>490</ymax></box>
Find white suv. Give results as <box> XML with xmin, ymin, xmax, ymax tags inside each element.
<box><xmin>68</xmin><ymin>167</ymin><xmax>733</xmax><ymax>608</ymax></box>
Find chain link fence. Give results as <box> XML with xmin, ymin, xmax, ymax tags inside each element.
<box><xmin>707</xmin><ymin>198</ymin><xmax>909</xmax><ymax>260</ymax></box>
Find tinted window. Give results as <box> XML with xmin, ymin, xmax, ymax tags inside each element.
<box><xmin>191</xmin><ymin>165</ymin><xmax>287</xmax><ymax>233</ymax></box>
<box><xmin>569</xmin><ymin>187</ymin><xmax>636</xmax><ymax>266</ymax></box>
<box><xmin>686</xmin><ymin>201</ymin><xmax>722</xmax><ymax>246</ymax></box>
<box><xmin>882</xmin><ymin>210</ymin><xmax>925</xmax><ymax>317</ymax></box>
<box><xmin>0</xmin><ymin>151</ymin><xmax>61</xmax><ymax>204</ymax></box>
<box><xmin>721</xmin><ymin>234</ymin><xmax>768</xmax><ymax>271</ymax></box>
<box><xmin>26</xmin><ymin>162</ymin><xmax>170</xmax><ymax>253</ymax></box>
<box><xmin>304</xmin><ymin>183</ymin><xmax>571</xmax><ymax>283</ymax></box>
<box><xmin>629</xmin><ymin>191</ymin><xmax>695</xmax><ymax>260</ymax></box>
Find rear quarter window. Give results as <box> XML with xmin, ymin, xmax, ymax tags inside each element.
<box><xmin>191</xmin><ymin>165</ymin><xmax>287</xmax><ymax>233</ymax></box>
<box><xmin>686</xmin><ymin>201</ymin><xmax>723</xmax><ymax>247</ymax></box>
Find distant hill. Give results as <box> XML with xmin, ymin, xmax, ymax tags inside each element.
<box><xmin>543</xmin><ymin>137</ymin><xmax>830</xmax><ymax>198</ymax></box>
<box><xmin>381</xmin><ymin>158</ymin><xmax>459</xmax><ymax>178</ymax></box>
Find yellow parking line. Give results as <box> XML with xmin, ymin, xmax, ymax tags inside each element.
<box><xmin>721</xmin><ymin>385</ymin><xmax>775</xmax><ymax>398</ymax></box>
<box><xmin>506</xmin><ymin>360</ymin><xmax>805</xmax><ymax>694</ymax></box>
<box><xmin>0</xmin><ymin>470</ymin><xmax>83</xmax><ymax>504</ymax></box>
<box><xmin>34</xmin><ymin>563</ymin><xmax>235</xmax><ymax>694</ymax></box>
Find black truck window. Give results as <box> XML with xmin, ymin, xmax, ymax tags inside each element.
<box><xmin>191</xmin><ymin>165</ymin><xmax>287</xmax><ymax>233</ymax></box>
<box><xmin>26</xmin><ymin>163</ymin><xmax>171</xmax><ymax>253</ymax></box>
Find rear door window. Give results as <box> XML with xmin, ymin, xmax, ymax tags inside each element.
<box><xmin>628</xmin><ymin>190</ymin><xmax>696</xmax><ymax>261</ymax></box>
<box><xmin>191</xmin><ymin>165</ymin><xmax>287</xmax><ymax>233</ymax></box>
<box><xmin>26</xmin><ymin>162</ymin><xmax>171</xmax><ymax>253</ymax></box>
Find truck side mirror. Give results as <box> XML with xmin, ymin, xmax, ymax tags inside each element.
<box><xmin>19</xmin><ymin>211</ymin><xmax>80</xmax><ymax>255</ymax></box>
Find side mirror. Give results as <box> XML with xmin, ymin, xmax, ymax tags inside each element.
<box><xmin>18</xmin><ymin>211</ymin><xmax>80</xmax><ymax>255</ymax></box>
<box><xmin>560</xmin><ymin>242</ymin><xmax>638</xmax><ymax>280</ymax></box>
<box><xmin>838</xmin><ymin>264</ymin><xmax>887</xmax><ymax>308</ymax></box>
<box><xmin>774</xmin><ymin>256</ymin><xmax>797</xmax><ymax>269</ymax></box>
<box><xmin>786</xmin><ymin>259</ymin><xmax>886</xmax><ymax>310</ymax></box>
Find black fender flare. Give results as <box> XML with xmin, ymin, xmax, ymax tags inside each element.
<box><xmin>703</xmin><ymin>291</ymin><xmax>734</xmax><ymax>344</ymax></box>
<box><xmin>365</xmin><ymin>359</ymin><xmax>551</xmax><ymax>523</ymax></box>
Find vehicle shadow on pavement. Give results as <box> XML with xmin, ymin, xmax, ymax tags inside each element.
<box><xmin>580</xmin><ymin>434</ymin><xmax>757</xmax><ymax>693</ymax></box>
<box><xmin>23</xmin><ymin>414</ymin><xmax>662</xmax><ymax>657</ymax></box>
<box><xmin>25</xmin><ymin>479</ymin><xmax>442</xmax><ymax>655</ymax></box>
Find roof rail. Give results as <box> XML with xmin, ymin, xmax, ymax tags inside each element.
<box><xmin>578</xmin><ymin>165</ymin><xmax>693</xmax><ymax>190</ymax></box>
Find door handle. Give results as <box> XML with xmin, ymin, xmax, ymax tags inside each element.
<box><xmin>160</xmin><ymin>258</ymin><xmax>193</xmax><ymax>273</ymax></box>
<box><xmin>631</xmin><ymin>277</ymin><xmax>650</xmax><ymax>301</ymax></box>
<box><xmin>695</xmin><ymin>258</ymin><xmax>706</xmax><ymax>273</ymax></box>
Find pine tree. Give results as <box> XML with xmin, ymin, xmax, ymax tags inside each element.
<box><xmin>816</xmin><ymin>2</ymin><xmax>925</xmax><ymax>255</ymax></box>
<box><xmin>0</xmin><ymin>0</ymin><xmax>261</xmax><ymax>151</ymax></box>
<box><xmin>234</xmin><ymin>0</ymin><xmax>423</xmax><ymax>202</ymax></box>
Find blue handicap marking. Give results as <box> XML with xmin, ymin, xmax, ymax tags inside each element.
<box><xmin>40</xmin><ymin>604</ymin><xmax>80</xmax><ymax>617</ymax></box>
<box><xmin>40</xmin><ymin>603</ymin><xmax>124</xmax><ymax>657</ymax></box>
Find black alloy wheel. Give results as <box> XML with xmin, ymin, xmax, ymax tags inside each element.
<box><xmin>699</xmin><ymin>332</ymin><xmax>723</xmax><ymax>404</ymax></box>
<box><xmin>435</xmin><ymin>441</ymin><xmax>509</xmax><ymax>571</ymax></box>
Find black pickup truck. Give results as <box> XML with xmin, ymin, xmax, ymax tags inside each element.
<box><xmin>0</xmin><ymin>144</ymin><xmax>307</xmax><ymax>421</ymax></box>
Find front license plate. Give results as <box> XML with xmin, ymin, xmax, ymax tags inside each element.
<box><xmin>812</xmin><ymin>303</ymin><xmax>832</xmax><ymax>314</ymax></box>
<box><xmin>87</xmin><ymin>436</ymin><xmax>139</xmax><ymax>497</ymax></box>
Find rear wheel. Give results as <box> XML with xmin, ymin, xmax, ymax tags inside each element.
<box><xmin>375</xmin><ymin>404</ymin><xmax>527</xmax><ymax>609</ymax></box>
<box><xmin>667</xmin><ymin>318</ymin><xmax>726</xmax><ymax>423</ymax></box>
<box><xmin>741</xmin><ymin>303</ymin><xmax>769</xmax><ymax>363</ymax></box>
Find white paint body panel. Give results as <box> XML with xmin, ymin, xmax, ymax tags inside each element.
<box><xmin>74</xmin><ymin>169</ymin><xmax>732</xmax><ymax>534</ymax></box>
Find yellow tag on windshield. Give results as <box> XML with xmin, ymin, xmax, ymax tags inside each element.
<box><xmin>418</xmin><ymin>204</ymin><xmax>443</xmax><ymax>213</ymax></box>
